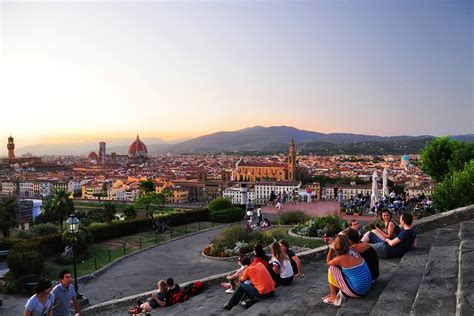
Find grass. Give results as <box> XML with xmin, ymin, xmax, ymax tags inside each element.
<box><xmin>43</xmin><ymin>221</ymin><xmax>217</xmax><ymax>280</ymax></box>
<box><xmin>269</xmin><ymin>226</ymin><xmax>325</xmax><ymax>249</ymax></box>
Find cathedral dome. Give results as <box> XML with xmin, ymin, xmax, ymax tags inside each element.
<box><xmin>88</xmin><ymin>151</ymin><xmax>99</xmax><ymax>161</ymax></box>
<box><xmin>128</xmin><ymin>135</ymin><xmax>148</xmax><ymax>157</ymax></box>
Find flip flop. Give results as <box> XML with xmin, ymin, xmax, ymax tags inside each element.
<box><xmin>323</xmin><ymin>298</ymin><xmax>335</xmax><ymax>305</ymax></box>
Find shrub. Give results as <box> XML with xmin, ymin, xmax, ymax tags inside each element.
<box><xmin>208</xmin><ymin>225</ymin><xmax>273</xmax><ymax>257</ymax></box>
<box><xmin>12</xmin><ymin>229</ymin><xmax>35</xmax><ymax>239</ymax></box>
<box><xmin>208</xmin><ymin>197</ymin><xmax>232</xmax><ymax>211</ymax></box>
<box><xmin>62</xmin><ymin>227</ymin><xmax>94</xmax><ymax>256</ymax></box>
<box><xmin>30</xmin><ymin>223</ymin><xmax>59</xmax><ymax>236</ymax></box>
<box><xmin>307</xmin><ymin>215</ymin><xmax>347</xmax><ymax>237</ymax></box>
<box><xmin>209</xmin><ymin>207</ymin><xmax>245</xmax><ymax>223</ymax></box>
<box><xmin>7</xmin><ymin>246</ymin><xmax>44</xmax><ymax>278</ymax></box>
<box><xmin>0</xmin><ymin>237</ymin><xmax>19</xmax><ymax>250</ymax></box>
<box><xmin>155</xmin><ymin>208</ymin><xmax>209</xmax><ymax>226</ymax></box>
<box><xmin>277</xmin><ymin>211</ymin><xmax>310</xmax><ymax>225</ymax></box>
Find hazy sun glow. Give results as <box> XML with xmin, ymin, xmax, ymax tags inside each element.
<box><xmin>0</xmin><ymin>0</ymin><xmax>472</xmax><ymax>148</ymax></box>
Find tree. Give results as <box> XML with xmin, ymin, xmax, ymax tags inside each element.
<box><xmin>134</xmin><ymin>192</ymin><xmax>159</xmax><ymax>218</ymax></box>
<box><xmin>420</xmin><ymin>137</ymin><xmax>473</xmax><ymax>182</ymax></box>
<box><xmin>0</xmin><ymin>196</ymin><xmax>19</xmax><ymax>237</ymax></box>
<box><xmin>123</xmin><ymin>205</ymin><xmax>137</xmax><ymax>220</ymax></box>
<box><xmin>138</xmin><ymin>180</ymin><xmax>156</xmax><ymax>193</ymax></box>
<box><xmin>433</xmin><ymin>159</ymin><xmax>474</xmax><ymax>212</ymax></box>
<box><xmin>43</xmin><ymin>189</ymin><xmax>75</xmax><ymax>230</ymax></box>
<box><xmin>208</xmin><ymin>197</ymin><xmax>232</xmax><ymax>211</ymax></box>
<box><xmin>102</xmin><ymin>202</ymin><xmax>117</xmax><ymax>224</ymax></box>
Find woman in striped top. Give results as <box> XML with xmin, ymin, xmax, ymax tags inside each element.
<box><xmin>323</xmin><ymin>234</ymin><xmax>372</xmax><ymax>305</ymax></box>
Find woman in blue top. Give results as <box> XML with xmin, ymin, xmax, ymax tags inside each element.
<box><xmin>24</xmin><ymin>278</ymin><xmax>54</xmax><ymax>316</ymax></box>
<box><xmin>323</xmin><ymin>235</ymin><xmax>372</xmax><ymax>305</ymax></box>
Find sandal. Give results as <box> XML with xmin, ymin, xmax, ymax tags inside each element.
<box><xmin>322</xmin><ymin>298</ymin><xmax>335</xmax><ymax>305</ymax></box>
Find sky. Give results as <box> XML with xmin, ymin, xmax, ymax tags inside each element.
<box><xmin>0</xmin><ymin>0</ymin><xmax>472</xmax><ymax>147</ymax></box>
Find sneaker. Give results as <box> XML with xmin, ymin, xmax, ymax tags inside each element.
<box><xmin>225</xmin><ymin>288</ymin><xmax>234</xmax><ymax>294</ymax></box>
<box><xmin>224</xmin><ymin>304</ymin><xmax>232</xmax><ymax>310</ymax></box>
<box><xmin>241</xmin><ymin>298</ymin><xmax>256</xmax><ymax>309</ymax></box>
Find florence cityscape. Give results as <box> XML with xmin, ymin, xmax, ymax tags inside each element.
<box><xmin>0</xmin><ymin>1</ymin><xmax>472</xmax><ymax>315</ymax></box>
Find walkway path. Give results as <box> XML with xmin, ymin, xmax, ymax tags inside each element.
<box><xmin>79</xmin><ymin>226</ymin><xmax>236</xmax><ymax>305</ymax></box>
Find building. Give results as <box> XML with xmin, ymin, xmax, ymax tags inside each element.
<box><xmin>89</xmin><ymin>135</ymin><xmax>148</xmax><ymax>166</ymax></box>
<box><xmin>7</xmin><ymin>135</ymin><xmax>15</xmax><ymax>159</ymax></box>
<box><xmin>232</xmin><ymin>140</ymin><xmax>299</xmax><ymax>182</ymax></box>
<box><xmin>322</xmin><ymin>184</ymin><xmax>383</xmax><ymax>200</ymax></box>
<box><xmin>223</xmin><ymin>181</ymin><xmax>301</xmax><ymax>205</ymax></box>
<box><xmin>128</xmin><ymin>134</ymin><xmax>148</xmax><ymax>163</ymax></box>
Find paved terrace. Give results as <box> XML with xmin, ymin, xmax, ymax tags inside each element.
<box><xmin>83</xmin><ymin>204</ymin><xmax>474</xmax><ymax>316</ymax></box>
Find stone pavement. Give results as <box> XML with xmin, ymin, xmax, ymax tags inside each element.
<box><xmin>84</xmin><ymin>218</ymin><xmax>474</xmax><ymax>316</ymax></box>
<box><xmin>0</xmin><ymin>226</ymin><xmax>236</xmax><ymax>315</ymax></box>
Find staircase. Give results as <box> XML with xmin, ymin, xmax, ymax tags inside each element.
<box><xmin>83</xmin><ymin>219</ymin><xmax>474</xmax><ymax>315</ymax></box>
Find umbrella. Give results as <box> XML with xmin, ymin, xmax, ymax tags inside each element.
<box><xmin>371</xmin><ymin>170</ymin><xmax>378</xmax><ymax>208</ymax></box>
<box><xmin>383</xmin><ymin>168</ymin><xmax>389</xmax><ymax>197</ymax></box>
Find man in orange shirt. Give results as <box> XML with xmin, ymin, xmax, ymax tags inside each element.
<box><xmin>224</xmin><ymin>257</ymin><xmax>276</xmax><ymax>310</ymax></box>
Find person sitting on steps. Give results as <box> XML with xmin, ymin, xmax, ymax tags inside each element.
<box><xmin>224</xmin><ymin>257</ymin><xmax>275</xmax><ymax>310</ymax></box>
<box><xmin>361</xmin><ymin>209</ymin><xmax>399</xmax><ymax>244</ymax></box>
<box><xmin>370</xmin><ymin>213</ymin><xmax>416</xmax><ymax>259</ymax></box>
<box><xmin>346</xmin><ymin>228</ymin><xmax>379</xmax><ymax>281</ymax></box>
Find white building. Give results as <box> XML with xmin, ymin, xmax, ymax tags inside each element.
<box><xmin>19</xmin><ymin>181</ymin><xmax>35</xmax><ymax>198</ymax></box>
<box><xmin>223</xmin><ymin>181</ymin><xmax>301</xmax><ymax>205</ymax></box>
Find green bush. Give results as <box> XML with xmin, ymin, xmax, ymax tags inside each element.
<box><xmin>12</xmin><ymin>229</ymin><xmax>35</xmax><ymax>239</ymax></box>
<box><xmin>10</xmin><ymin>234</ymin><xmax>64</xmax><ymax>258</ymax></box>
<box><xmin>62</xmin><ymin>227</ymin><xmax>94</xmax><ymax>256</ymax></box>
<box><xmin>209</xmin><ymin>207</ymin><xmax>245</xmax><ymax>223</ymax></box>
<box><xmin>308</xmin><ymin>215</ymin><xmax>347</xmax><ymax>237</ymax></box>
<box><xmin>0</xmin><ymin>237</ymin><xmax>18</xmax><ymax>250</ymax></box>
<box><xmin>211</xmin><ymin>225</ymin><xmax>272</xmax><ymax>251</ymax></box>
<box><xmin>7</xmin><ymin>246</ymin><xmax>44</xmax><ymax>278</ymax></box>
<box><xmin>30</xmin><ymin>223</ymin><xmax>60</xmax><ymax>236</ymax></box>
<box><xmin>208</xmin><ymin>197</ymin><xmax>232</xmax><ymax>211</ymax></box>
<box><xmin>277</xmin><ymin>211</ymin><xmax>310</xmax><ymax>225</ymax></box>
<box><xmin>155</xmin><ymin>208</ymin><xmax>209</xmax><ymax>226</ymax></box>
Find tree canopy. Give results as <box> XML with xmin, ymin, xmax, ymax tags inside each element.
<box><xmin>420</xmin><ymin>137</ymin><xmax>474</xmax><ymax>182</ymax></box>
<box><xmin>0</xmin><ymin>196</ymin><xmax>19</xmax><ymax>237</ymax></box>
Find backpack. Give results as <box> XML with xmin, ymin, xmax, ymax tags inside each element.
<box><xmin>179</xmin><ymin>281</ymin><xmax>205</xmax><ymax>302</ymax></box>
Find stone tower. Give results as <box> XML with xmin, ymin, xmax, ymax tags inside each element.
<box><xmin>288</xmin><ymin>137</ymin><xmax>297</xmax><ymax>181</ymax></box>
<box><xmin>99</xmin><ymin>142</ymin><xmax>106</xmax><ymax>165</ymax></box>
<box><xmin>7</xmin><ymin>135</ymin><xmax>15</xmax><ymax>159</ymax></box>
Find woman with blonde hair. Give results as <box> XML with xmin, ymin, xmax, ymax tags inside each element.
<box><xmin>323</xmin><ymin>235</ymin><xmax>372</xmax><ymax>305</ymax></box>
<box><xmin>270</xmin><ymin>241</ymin><xmax>293</xmax><ymax>286</ymax></box>
<box><xmin>140</xmin><ymin>280</ymin><xmax>169</xmax><ymax>313</ymax></box>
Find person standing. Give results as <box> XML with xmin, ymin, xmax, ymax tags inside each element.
<box><xmin>24</xmin><ymin>279</ymin><xmax>54</xmax><ymax>316</ymax></box>
<box><xmin>256</xmin><ymin>207</ymin><xmax>263</xmax><ymax>226</ymax></box>
<box><xmin>52</xmin><ymin>270</ymin><xmax>81</xmax><ymax>316</ymax></box>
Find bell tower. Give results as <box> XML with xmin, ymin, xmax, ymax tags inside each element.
<box><xmin>7</xmin><ymin>135</ymin><xmax>15</xmax><ymax>159</ymax></box>
<box><xmin>288</xmin><ymin>137</ymin><xmax>297</xmax><ymax>181</ymax></box>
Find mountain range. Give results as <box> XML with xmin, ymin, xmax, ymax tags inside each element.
<box><xmin>10</xmin><ymin>126</ymin><xmax>474</xmax><ymax>156</ymax></box>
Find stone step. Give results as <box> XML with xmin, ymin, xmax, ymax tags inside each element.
<box><xmin>458</xmin><ymin>220</ymin><xmax>474</xmax><ymax>316</ymax></box>
<box><xmin>368</xmin><ymin>233</ymin><xmax>435</xmax><ymax>316</ymax></box>
<box><xmin>410</xmin><ymin>226</ymin><xmax>461</xmax><ymax>315</ymax></box>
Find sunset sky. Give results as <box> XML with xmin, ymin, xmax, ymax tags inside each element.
<box><xmin>0</xmin><ymin>0</ymin><xmax>472</xmax><ymax>148</ymax></box>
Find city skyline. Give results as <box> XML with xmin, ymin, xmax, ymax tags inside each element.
<box><xmin>0</xmin><ymin>0</ymin><xmax>472</xmax><ymax>146</ymax></box>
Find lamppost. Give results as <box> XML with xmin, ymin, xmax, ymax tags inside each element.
<box><xmin>66</xmin><ymin>213</ymin><xmax>82</xmax><ymax>299</ymax></box>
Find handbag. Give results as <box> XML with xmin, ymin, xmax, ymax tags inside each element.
<box><xmin>333</xmin><ymin>290</ymin><xmax>346</xmax><ymax>307</ymax></box>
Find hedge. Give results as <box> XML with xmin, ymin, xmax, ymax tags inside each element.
<box><xmin>155</xmin><ymin>208</ymin><xmax>209</xmax><ymax>226</ymax></box>
<box><xmin>0</xmin><ymin>237</ymin><xmax>20</xmax><ymax>250</ymax></box>
<box><xmin>89</xmin><ymin>208</ymin><xmax>209</xmax><ymax>242</ymax></box>
<box><xmin>209</xmin><ymin>207</ymin><xmax>245</xmax><ymax>223</ymax></box>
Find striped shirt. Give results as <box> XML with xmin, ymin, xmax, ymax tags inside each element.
<box><xmin>341</xmin><ymin>251</ymin><xmax>372</xmax><ymax>295</ymax></box>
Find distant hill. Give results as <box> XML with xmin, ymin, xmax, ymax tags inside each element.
<box><xmin>167</xmin><ymin>126</ymin><xmax>448</xmax><ymax>154</ymax></box>
<box><xmin>10</xmin><ymin>127</ymin><xmax>474</xmax><ymax>156</ymax></box>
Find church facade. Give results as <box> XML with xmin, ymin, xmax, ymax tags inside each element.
<box><xmin>232</xmin><ymin>139</ymin><xmax>298</xmax><ymax>182</ymax></box>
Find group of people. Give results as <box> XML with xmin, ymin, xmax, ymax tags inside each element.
<box><xmin>24</xmin><ymin>270</ymin><xmax>81</xmax><ymax>316</ymax></box>
<box><xmin>223</xmin><ymin>210</ymin><xmax>416</xmax><ymax>309</ymax></box>
<box><xmin>133</xmin><ymin>277</ymin><xmax>180</xmax><ymax>315</ymax></box>
<box><xmin>222</xmin><ymin>240</ymin><xmax>303</xmax><ymax>310</ymax></box>
<box><xmin>322</xmin><ymin>210</ymin><xmax>416</xmax><ymax>305</ymax></box>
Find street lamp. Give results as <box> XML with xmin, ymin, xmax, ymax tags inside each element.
<box><xmin>66</xmin><ymin>213</ymin><xmax>82</xmax><ymax>299</ymax></box>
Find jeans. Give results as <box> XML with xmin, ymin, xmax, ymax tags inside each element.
<box><xmin>371</xmin><ymin>242</ymin><xmax>386</xmax><ymax>256</ymax></box>
<box><xmin>227</xmin><ymin>284</ymin><xmax>274</xmax><ymax>307</ymax></box>
<box><xmin>369</xmin><ymin>231</ymin><xmax>384</xmax><ymax>244</ymax></box>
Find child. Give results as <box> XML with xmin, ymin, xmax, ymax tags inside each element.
<box><xmin>220</xmin><ymin>257</ymin><xmax>251</xmax><ymax>293</ymax></box>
